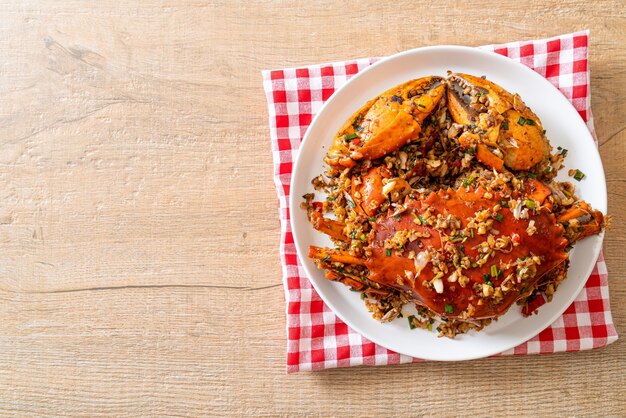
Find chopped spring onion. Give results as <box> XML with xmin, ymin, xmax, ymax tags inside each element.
<box><xmin>517</xmin><ymin>117</ymin><xmax>526</xmax><ymax>125</ymax></box>
<box><xmin>361</xmin><ymin>292</ymin><xmax>366</xmax><ymax>300</ymax></box>
<box><xmin>345</xmin><ymin>133</ymin><xmax>358</xmax><ymax>141</ymax></box>
<box><xmin>463</xmin><ymin>175</ymin><xmax>475</xmax><ymax>187</ymax></box>
<box><xmin>525</xmin><ymin>119</ymin><xmax>536</xmax><ymax>126</ymax></box>
<box><xmin>369</xmin><ymin>217</ymin><xmax>377</xmax><ymax>222</ymax></box>
<box><xmin>407</xmin><ymin>315</ymin><xmax>417</xmax><ymax>329</ymax></box>
<box><xmin>490</xmin><ymin>264</ymin><xmax>498</xmax><ymax>278</ymax></box>
<box><xmin>500</xmin><ymin>199</ymin><xmax>509</xmax><ymax>208</ymax></box>
<box><xmin>418</xmin><ymin>103</ymin><xmax>426</xmax><ymax>108</ymax></box>
<box><xmin>386</xmin><ymin>249</ymin><xmax>392</xmax><ymax>257</ymax></box>
<box><xmin>502</xmin><ymin>120</ymin><xmax>509</xmax><ymax>130</ymax></box>
<box><xmin>347</xmin><ymin>199</ymin><xmax>356</xmax><ymax>208</ymax></box>
<box><xmin>352</xmin><ymin>116</ymin><xmax>363</xmax><ymax>132</ymax></box>
<box><xmin>321</xmin><ymin>254</ymin><xmax>331</xmax><ymax>262</ymax></box>
<box><xmin>417</xmin><ymin>214</ymin><xmax>427</xmax><ymax>225</ymax></box>
<box><xmin>483</xmin><ymin>273</ymin><xmax>491</xmax><ymax>282</ymax></box>
<box><xmin>444</xmin><ymin>304</ymin><xmax>454</xmax><ymax>314</ymax></box>
<box><xmin>527</xmin><ymin>172</ymin><xmax>537</xmax><ymax>179</ymax></box>
<box><xmin>573</xmin><ymin>169</ymin><xmax>585</xmax><ymax>181</ymax></box>
<box><xmin>449</xmin><ymin>235</ymin><xmax>463</xmax><ymax>243</ymax></box>
<box><xmin>427</xmin><ymin>323</ymin><xmax>433</xmax><ymax>332</ymax></box>
<box><xmin>495</xmin><ymin>213</ymin><xmax>504</xmax><ymax>222</ymax></box>
<box><xmin>525</xmin><ymin>199</ymin><xmax>536</xmax><ymax>209</ymax></box>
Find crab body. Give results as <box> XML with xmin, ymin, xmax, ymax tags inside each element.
<box><xmin>364</xmin><ymin>187</ymin><xmax>567</xmax><ymax>319</ymax></box>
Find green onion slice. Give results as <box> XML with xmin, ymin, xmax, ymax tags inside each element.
<box><xmin>490</xmin><ymin>264</ymin><xmax>498</xmax><ymax>278</ymax></box>
<box><xmin>408</xmin><ymin>315</ymin><xmax>417</xmax><ymax>329</ymax></box>
<box><xmin>573</xmin><ymin>169</ymin><xmax>585</xmax><ymax>181</ymax></box>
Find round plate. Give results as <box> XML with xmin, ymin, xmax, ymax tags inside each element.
<box><xmin>290</xmin><ymin>46</ymin><xmax>606</xmax><ymax>361</ymax></box>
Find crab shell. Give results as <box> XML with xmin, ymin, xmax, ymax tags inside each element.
<box><xmin>366</xmin><ymin>187</ymin><xmax>568</xmax><ymax>319</ymax></box>
<box><xmin>325</xmin><ymin>76</ymin><xmax>445</xmax><ymax>168</ymax></box>
<box><xmin>447</xmin><ymin>73</ymin><xmax>551</xmax><ymax>171</ymax></box>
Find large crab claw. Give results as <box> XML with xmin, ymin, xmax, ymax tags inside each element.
<box><xmin>447</xmin><ymin>73</ymin><xmax>551</xmax><ymax>171</ymax></box>
<box><xmin>325</xmin><ymin>76</ymin><xmax>445</xmax><ymax>168</ymax></box>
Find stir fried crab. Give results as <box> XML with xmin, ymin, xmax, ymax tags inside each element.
<box><xmin>303</xmin><ymin>73</ymin><xmax>606</xmax><ymax>337</ymax></box>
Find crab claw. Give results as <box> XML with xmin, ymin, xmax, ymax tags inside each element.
<box><xmin>309</xmin><ymin>211</ymin><xmax>349</xmax><ymax>242</ymax></box>
<box><xmin>325</xmin><ymin>76</ymin><xmax>445</xmax><ymax>168</ymax></box>
<box><xmin>447</xmin><ymin>73</ymin><xmax>550</xmax><ymax>171</ymax></box>
<box><xmin>557</xmin><ymin>201</ymin><xmax>605</xmax><ymax>244</ymax></box>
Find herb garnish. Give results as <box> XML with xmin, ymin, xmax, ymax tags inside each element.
<box><xmin>573</xmin><ymin>169</ymin><xmax>585</xmax><ymax>181</ymax></box>
<box><xmin>407</xmin><ymin>315</ymin><xmax>417</xmax><ymax>329</ymax></box>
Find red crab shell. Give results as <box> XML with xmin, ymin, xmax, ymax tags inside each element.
<box><xmin>366</xmin><ymin>187</ymin><xmax>568</xmax><ymax>319</ymax></box>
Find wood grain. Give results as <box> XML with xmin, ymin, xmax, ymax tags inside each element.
<box><xmin>0</xmin><ymin>0</ymin><xmax>624</xmax><ymax>416</ymax></box>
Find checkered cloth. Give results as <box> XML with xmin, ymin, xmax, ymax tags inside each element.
<box><xmin>262</xmin><ymin>31</ymin><xmax>618</xmax><ymax>373</ymax></box>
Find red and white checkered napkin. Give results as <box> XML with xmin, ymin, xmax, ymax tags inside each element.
<box><xmin>262</xmin><ymin>31</ymin><xmax>618</xmax><ymax>373</ymax></box>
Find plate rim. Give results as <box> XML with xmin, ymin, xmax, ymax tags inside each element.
<box><xmin>289</xmin><ymin>45</ymin><xmax>606</xmax><ymax>361</ymax></box>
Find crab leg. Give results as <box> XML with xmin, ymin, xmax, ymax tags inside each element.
<box><xmin>309</xmin><ymin>211</ymin><xmax>349</xmax><ymax>242</ymax></box>
<box><xmin>324</xmin><ymin>270</ymin><xmax>365</xmax><ymax>290</ymax></box>
<box><xmin>557</xmin><ymin>202</ymin><xmax>605</xmax><ymax>243</ymax></box>
<box><xmin>557</xmin><ymin>201</ymin><xmax>594</xmax><ymax>222</ymax></box>
<box><xmin>308</xmin><ymin>246</ymin><xmax>366</xmax><ymax>265</ymax></box>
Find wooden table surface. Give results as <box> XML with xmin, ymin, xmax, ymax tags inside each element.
<box><xmin>0</xmin><ymin>1</ymin><xmax>624</xmax><ymax>416</ymax></box>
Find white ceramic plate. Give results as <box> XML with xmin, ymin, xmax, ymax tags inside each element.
<box><xmin>290</xmin><ymin>46</ymin><xmax>606</xmax><ymax>361</ymax></box>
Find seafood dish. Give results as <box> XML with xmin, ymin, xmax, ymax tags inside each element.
<box><xmin>303</xmin><ymin>73</ymin><xmax>606</xmax><ymax>337</ymax></box>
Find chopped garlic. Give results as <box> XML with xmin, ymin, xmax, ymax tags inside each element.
<box><xmin>433</xmin><ymin>278</ymin><xmax>444</xmax><ymax>294</ymax></box>
<box><xmin>382</xmin><ymin>180</ymin><xmax>396</xmax><ymax>196</ymax></box>
<box><xmin>413</xmin><ymin>251</ymin><xmax>430</xmax><ymax>276</ymax></box>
